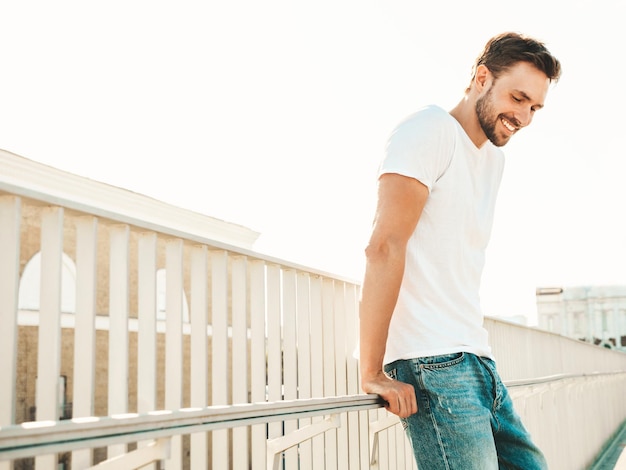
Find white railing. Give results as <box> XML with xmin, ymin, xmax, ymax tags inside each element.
<box><xmin>2</xmin><ymin>372</ymin><xmax>624</xmax><ymax>470</ymax></box>
<box><xmin>1</xmin><ymin>149</ymin><xmax>626</xmax><ymax>470</ymax></box>
<box><xmin>485</xmin><ymin>318</ymin><xmax>626</xmax><ymax>469</ymax></box>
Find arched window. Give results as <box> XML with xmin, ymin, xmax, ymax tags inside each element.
<box><xmin>18</xmin><ymin>252</ymin><xmax>77</xmax><ymax>313</ymax></box>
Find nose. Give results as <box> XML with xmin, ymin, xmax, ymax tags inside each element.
<box><xmin>517</xmin><ymin>107</ymin><xmax>533</xmax><ymax>128</ymax></box>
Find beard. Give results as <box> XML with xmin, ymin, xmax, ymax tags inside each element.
<box><xmin>475</xmin><ymin>85</ymin><xmax>511</xmax><ymax>147</ymax></box>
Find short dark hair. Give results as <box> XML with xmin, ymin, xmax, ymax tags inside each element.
<box><xmin>469</xmin><ymin>32</ymin><xmax>561</xmax><ymax>89</ymax></box>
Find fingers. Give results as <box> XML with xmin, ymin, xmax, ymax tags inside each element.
<box><xmin>390</xmin><ymin>397</ymin><xmax>417</xmax><ymax>419</ymax></box>
<box><xmin>383</xmin><ymin>381</ymin><xmax>418</xmax><ymax>419</ymax></box>
<box><xmin>361</xmin><ymin>373</ymin><xmax>418</xmax><ymax>419</ymax></box>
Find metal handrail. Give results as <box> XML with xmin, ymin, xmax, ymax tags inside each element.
<box><xmin>504</xmin><ymin>370</ymin><xmax>626</xmax><ymax>388</ymax></box>
<box><xmin>1</xmin><ymin>370</ymin><xmax>625</xmax><ymax>461</ymax></box>
<box><xmin>0</xmin><ymin>395</ymin><xmax>385</xmax><ymax>460</ymax></box>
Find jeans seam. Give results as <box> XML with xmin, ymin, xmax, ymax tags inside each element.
<box><xmin>416</xmin><ymin>365</ymin><xmax>452</xmax><ymax>470</ymax></box>
<box><xmin>477</xmin><ymin>356</ymin><xmax>502</xmax><ymax>432</ymax></box>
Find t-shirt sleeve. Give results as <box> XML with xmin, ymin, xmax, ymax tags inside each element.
<box><xmin>379</xmin><ymin>106</ymin><xmax>455</xmax><ymax>191</ymax></box>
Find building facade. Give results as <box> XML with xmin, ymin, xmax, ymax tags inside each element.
<box><xmin>536</xmin><ymin>285</ymin><xmax>626</xmax><ymax>351</ymax></box>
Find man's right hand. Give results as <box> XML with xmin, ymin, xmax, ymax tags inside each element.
<box><xmin>361</xmin><ymin>371</ymin><xmax>417</xmax><ymax>419</ymax></box>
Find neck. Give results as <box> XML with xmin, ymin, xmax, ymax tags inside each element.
<box><xmin>449</xmin><ymin>96</ymin><xmax>488</xmax><ymax>149</ymax></box>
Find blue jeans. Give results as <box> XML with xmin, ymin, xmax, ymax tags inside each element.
<box><xmin>385</xmin><ymin>353</ymin><xmax>547</xmax><ymax>470</ymax></box>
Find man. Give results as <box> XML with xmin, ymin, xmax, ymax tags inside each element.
<box><xmin>359</xmin><ymin>32</ymin><xmax>561</xmax><ymax>469</ymax></box>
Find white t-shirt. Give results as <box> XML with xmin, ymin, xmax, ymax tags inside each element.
<box><xmin>380</xmin><ymin>105</ymin><xmax>505</xmax><ymax>364</ymax></box>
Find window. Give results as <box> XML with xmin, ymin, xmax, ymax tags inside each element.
<box><xmin>18</xmin><ymin>252</ymin><xmax>76</xmax><ymax>313</ymax></box>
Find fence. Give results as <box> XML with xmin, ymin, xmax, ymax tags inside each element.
<box><xmin>1</xmin><ymin>149</ymin><xmax>626</xmax><ymax>470</ymax></box>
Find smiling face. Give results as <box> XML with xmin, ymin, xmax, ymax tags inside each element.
<box><xmin>475</xmin><ymin>61</ymin><xmax>551</xmax><ymax>147</ymax></box>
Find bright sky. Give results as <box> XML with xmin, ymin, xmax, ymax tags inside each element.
<box><xmin>2</xmin><ymin>1</ymin><xmax>625</xmax><ymax>325</ymax></box>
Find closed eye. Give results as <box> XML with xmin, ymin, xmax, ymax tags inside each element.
<box><xmin>513</xmin><ymin>90</ymin><xmax>544</xmax><ymax>111</ymax></box>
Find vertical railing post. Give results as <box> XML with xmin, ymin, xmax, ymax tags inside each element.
<box><xmin>189</xmin><ymin>245</ymin><xmax>208</xmax><ymax>470</ymax></box>
<box><xmin>309</xmin><ymin>276</ymin><xmax>325</xmax><ymax>469</ymax></box>
<box><xmin>0</xmin><ymin>196</ymin><xmax>20</xmax><ymax>470</ymax></box>
<box><xmin>231</xmin><ymin>255</ymin><xmax>249</xmax><ymax>470</ymax></box>
<box><xmin>282</xmin><ymin>269</ymin><xmax>298</xmax><ymax>468</ymax></box>
<box><xmin>250</xmin><ymin>260</ymin><xmax>267</xmax><ymax>470</ymax></box>
<box><xmin>108</xmin><ymin>224</ymin><xmax>130</xmax><ymax>460</ymax></box>
<box><xmin>137</xmin><ymin>232</ymin><xmax>158</xmax><ymax>470</ymax></box>
<box><xmin>164</xmin><ymin>239</ymin><xmax>184</xmax><ymax>470</ymax></box>
<box><xmin>334</xmin><ymin>282</ymin><xmax>349</xmax><ymax>469</ymax></box>
<box><xmin>266</xmin><ymin>264</ymin><xmax>283</xmax><ymax>450</ymax></box>
<box><xmin>344</xmin><ymin>283</ymin><xmax>365</xmax><ymax>470</ymax></box>
<box><xmin>211</xmin><ymin>250</ymin><xmax>229</xmax><ymax>469</ymax></box>
<box><xmin>72</xmin><ymin>216</ymin><xmax>98</xmax><ymax>469</ymax></box>
<box><xmin>35</xmin><ymin>206</ymin><xmax>64</xmax><ymax>470</ymax></box>
<box><xmin>322</xmin><ymin>279</ymin><xmax>338</xmax><ymax>470</ymax></box>
<box><xmin>296</xmin><ymin>272</ymin><xmax>313</xmax><ymax>470</ymax></box>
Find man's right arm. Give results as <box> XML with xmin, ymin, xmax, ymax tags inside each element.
<box><xmin>359</xmin><ymin>172</ymin><xmax>429</xmax><ymax>418</ymax></box>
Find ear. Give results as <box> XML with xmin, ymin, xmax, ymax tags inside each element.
<box><xmin>474</xmin><ymin>64</ymin><xmax>492</xmax><ymax>92</ymax></box>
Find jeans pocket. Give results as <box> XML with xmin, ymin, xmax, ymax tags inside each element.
<box><xmin>418</xmin><ymin>352</ymin><xmax>465</xmax><ymax>371</ymax></box>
